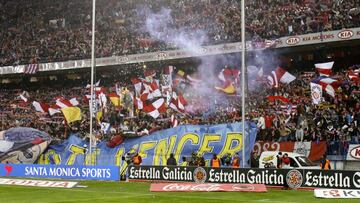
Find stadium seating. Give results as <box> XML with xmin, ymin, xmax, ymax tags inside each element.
<box><xmin>1</xmin><ymin>0</ymin><xmax>359</xmax><ymax>66</ymax></box>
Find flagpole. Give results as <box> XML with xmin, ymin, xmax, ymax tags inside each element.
<box><xmin>241</xmin><ymin>0</ymin><xmax>246</xmax><ymax>167</ymax></box>
<box><xmin>89</xmin><ymin>0</ymin><xmax>96</xmax><ymax>165</ymax></box>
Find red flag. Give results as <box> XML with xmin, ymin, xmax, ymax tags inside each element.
<box><xmin>267</xmin><ymin>96</ymin><xmax>290</xmax><ymax>103</ymax></box>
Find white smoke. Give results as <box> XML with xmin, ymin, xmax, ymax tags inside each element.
<box><xmin>144</xmin><ymin>8</ymin><xmax>208</xmax><ymax>52</ymax></box>
<box><xmin>140</xmin><ymin>6</ymin><xmax>278</xmax><ymax>113</ymax></box>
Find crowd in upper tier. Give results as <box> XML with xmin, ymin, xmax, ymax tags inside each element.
<box><xmin>1</xmin><ymin>0</ymin><xmax>360</xmax><ymax>66</ymax></box>
<box><xmin>0</xmin><ymin>62</ymin><xmax>359</xmax><ymax>156</ymax></box>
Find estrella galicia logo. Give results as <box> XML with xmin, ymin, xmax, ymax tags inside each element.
<box><xmin>286</xmin><ymin>170</ymin><xmax>303</xmax><ymax>189</ymax></box>
<box><xmin>193</xmin><ymin>167</ymin><xmax>207</xmax><ymax>184</ymax></box>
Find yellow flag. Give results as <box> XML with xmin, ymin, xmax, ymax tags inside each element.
<box><xmin>61</xmin><ymin>107</ymin><xmax>82</xmax><ymax>123</ymax></box>
<box><xmin>109</xmin><ymin>96</ymin><xmax>121</xmax><ymax>107</ymax></box>
<box><xmin>177</xmin><ymin>70</ymin><xmax>185</xmax><ymax>77</ymax></box>
<box><xmin>96</xmin><ymin>111</ymin><xmax>103</xmax><ymax>123</ymax></box>
<box><xmin>215</xmin><ymin>83</ymin><xmax>236</xmax><ymax>94</ymax></box>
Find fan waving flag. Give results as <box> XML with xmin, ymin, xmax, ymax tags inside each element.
<box><xmin>267</xmin><ymin>96</ymin><xmax>290</xmax><ymax>103</ymax></box>
<box><xmin>169</xmin><ymin>92</ymin><xmax>187</xmax><ymax>112</ymax></box>
<box><xmin>215</xmin><ymin>68</ymin><xmax>239</xmax><ymax>94</ymax></box>
<box><xmin>48</xmin><ymin>105</ymin><xmax>61</xmax><ymax>116</ymax></box>
<box><xmin>143</xmin><ymin>98</ymin><xmax>166</xmax><ymax>119</ymax></box>
<box><xmin>19</xmin><ymin>93</ymin><xmax>28</xmax><ymax>103</ymax></box>
<box><xmin>312</xmin><ymin>76</ymin><xmax>341</xmax><ymax>97</ymax></box>
<box><xmin>170</xmin><ymin>114</ymin><xmax>179</xmax><ymax>127</ymax></box>
<box><xmin>310</xmin><ymin>82</ymin><xmax>323</xmax><ymax>104</ymax></box>
<box><xmin>131</xmin><ymin>77</ymin><xmax>142</xmax><ymax>96</ymax></box>
<box><xmin>24</xmin><ymin>64</ymin><xmax>39</xmax><ymax>74</ymax></box>
<box><xmin>56</xmin><ymin>98</ymin><xmax>74</xmax><ymax>109</ymax></box>
<box><xmin>348</xmin><ymin>70</ymin><xmax>359</xmax><ymax>83</ymax></box>
<box><xmin>61</xmin><ymin>107</ymin><xmax>82</xmax><ymax>123</ymax></box>
<box><xmin>108</xmin><ymin>93</ymin><xmax>121</xmax><ymax>107</ymax></box>
<box><xmin>267</xmin><ymin>67</ymin><xmax>296</xmax><ymax>88</ymax></box>
<box><xmin>315</xmin><ymin>61</ymin><xmax>334</xmax><ymax>77</ymax></box>
<box><xmin>215</xmin><ymin>82</ymin><xmax>236</xmax><ymax>94</ymax></box>
<box><xmin>32</xmin><ymin>101</ymin><xmax>50</xmax><ymax>113</ymax></box>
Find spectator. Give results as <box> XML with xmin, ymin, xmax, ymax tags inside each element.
<box><xmin>276</xmin><ymin>152</ymin><xmax>283</xmax><ymax>169</ymax></box>
<box><xmin>295</xmin><ymin>126</ymin><xmax>304</xmax><ymax>142</ymax></box>
<box><xmin>281</xmin><ymin>153</ymin><xmax>291</xmax><ymax>169</ymax></box>
<box><xmin>132</xmin><ymin>152</ymin><xmax>142</xmax><ymax>166</ymax></box>
<box><xmin>166</xmin><ymin>153</ymin><xmax>177</xmax><ymax>166</ymax></box>
<box><xmin>1</xmin><ymin>0</ymin><xmax>360</xmax><ymax>67</ymax></box>
<box><xmin>180</xmin><ymin>156</ymin><xmax>188</xmax><ymax>166</ymax></box>
<box><xmin>210</xmin><ymin>154</ymin><xmax>221</xmax><ymax>168</ymax></box>
<box><xmin>320</xmin><ymin>154</ymin><xmax>331</xmax><ymax>170</ymax></box>
<box><xmin>232</xmin><ymin>153</ymin><xmax>240</xmax><ymax>168</ymax></box>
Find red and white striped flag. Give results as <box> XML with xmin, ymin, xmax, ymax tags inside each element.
<box><xmin>267</xmin><ymin>67</ymin><xmax>296</xmax><ymax>88</ymax></box>
<box><xmin>140</xmin><ymin>81</ymin><xmax>162</xmax><ymax>101</ymax></box>
<box><xmin>315</xmin><ymin>62</ymin><xmax>334</xmax><ymax>77</ymax></box>
<box><xmin>55</xmin><ymin>98</ymin><xmax>74</xmax><ymax>109</ymax></box>
<box><xmin>24</xmin><ymin>64</ymin><xmax>39</xmax><ymax>74</ymax></box>
<box><xmin>32</xmin><ymin>101</ymin><xmax>50</xmax><ymax>113</ymax></box>
<box><xmin>143</xmin><ymin>98</ymin><xmax>166</xmax><ymax>119</ymax></box>
<box><xmin>169</xmin><ymin>92</ymin><xmax>187</xmax><ymax>112</ymax></box>
<box><xmin>170</xmin><ymin>114</ymin><xmax>179</xmax><ymax>127</ymax></box>
<box><xmin>19</xmin><ymin>93</ymin><xmax>28</xmax><ymax>103</ymax></box>
<box><xmin>48</xmin><ymin>105</ymin><xmax>61</xmax><ymax>116</ymax></box>
<box><xmin>85</xmin><ymin>80</ymin><xmax>101</xmax><ymax>88</ymax></box>
<box><xmin>348</xmin><ymin>70</ymin><xmax>359</xmax><ymax>82</ymax></box>
<box><xmin>312</xmin><ymin>76</ymin><xmax>341</xmax><ymax>97</ymax></box>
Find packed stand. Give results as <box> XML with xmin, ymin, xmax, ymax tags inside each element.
<box><xmin>0</xmin><ymin>62</ymin><xmax>359</xmax><ymax>158</ymax></box>
<box><xmin>1</xmin><ymin>0</ymin><xmax>360</xmax><ymax>66</ymax></box>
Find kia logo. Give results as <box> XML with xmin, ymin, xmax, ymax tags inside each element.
<box><xmin>350</xmin><ymin>146</ymin><xmax>360</xmax><ymax>159</ymax></box>
<box><xmin>157</xmin><ymin>52</ymin><xmax>167</xmax><ymax>59</ymax></box>
<box><xmin>285</xmin><ymin>37</ymin><xmax>300</xmax><ymax>45</ymax></box>
<box><xmin>118</xmin><ymin>57</ymin><xmax>129</xmax><ymax>63</ymax></box>
<box><xmin>338</xmin><ymin>30</ymin><xmax>354</xmax><ymax>39</ymax></box>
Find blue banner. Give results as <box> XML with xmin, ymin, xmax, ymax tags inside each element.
<box><xmin>38</xmin><ymin>122</ymin><xmax>257</xmax><ymax>174</ymax></box>
<box><xmin>0</xmin><ymin>163</ymin><xmax>119</xmax><ymax>181</ymax></box>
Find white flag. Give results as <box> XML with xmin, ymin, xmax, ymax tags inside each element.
<box><xmin>310</xmin><ymin>82</ymin><xmax>322</xmax><ymax>104</ymax></box>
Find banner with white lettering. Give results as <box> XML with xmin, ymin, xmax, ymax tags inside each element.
<box><xmin>314</xmin><ymin>189</ymin><xmax>360</xmax><ymax>198</ymax></box>
<box><xmin>39</xmin><ymin>122</ymin><xmax>257</xmax><ymax>174</ymax></box>
<box><xmin>128</xmin><ymin>166</ymin><xmax>360</xmax><ymax>190</ymax></box>
<box><xmin>0</xmin><ymin>178</ymin><xmax>78</xmax><ymax>188</ymax></box>
<box><xmin>347</xmin><ymin>145</ymin><xmax>360</xmax><ymax>161</ymax></box>
<box><xmin>0</xmin><ymin>164</ymin><xmax>119</xmax><ymax>181</ymax></box>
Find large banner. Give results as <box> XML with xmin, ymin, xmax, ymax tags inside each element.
<box><xmin>38</xmin><ymin>122</ymin><xmax>257</xmax><ymax>174</ymax></box>
<box><xmin>0</xmin><ymin>163</ymin><xmax>119</xmax><ymax>181</ymax></box>
<box><xmin>0</xmin><ymin>127</ymin><xmax>51</xmax><ymax>164</ymax></box>
<box><xmin>128</xmin><ymin>165</ymin><xmax>360</xmax><ymax>190</ymax></box>
<box><xmin>253</xmin><ymin>141</ymin><xmax>327</xmax><ymax>161</ymax></box>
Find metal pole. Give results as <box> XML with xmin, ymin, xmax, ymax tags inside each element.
<box><xmin>89</xmin><ymin>0</ymin><xmax>96</xmax><ymax>166</ymax></box>
<box><xmin>241</xmin><ymin>0</ymin><xmax>246</xmax><ymax>167</ymax></box>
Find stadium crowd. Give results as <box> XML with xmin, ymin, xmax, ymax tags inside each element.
<box><xmin>1</xmin><ymin>0</ymin><xmax>360</xmax><ymax>66</ymax></box>
<box><xmin>0</xmin><ymin>64</ymin><xmax>359</xmax><ymax>156</ymax></box>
